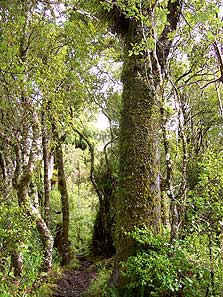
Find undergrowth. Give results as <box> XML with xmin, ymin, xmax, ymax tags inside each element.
<box><xmin>85</xmin><ymin>227</ymin><xmax>223</xmax><ymax>297</ymax></box>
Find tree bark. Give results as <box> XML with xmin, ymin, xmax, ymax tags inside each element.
<box><xmin>34</xmin><ymin>209</ymin><xmax>54</xmax><ymax>272</ymax></box>
<box><xmin>15</xmin><ymin>118</ymin><xmax>53</xmax><ymax>272</ymax></box>
<box><xmin>0</xmin><ymin>151</ymin><xmax>6</xmax><ymax>180</ymax></box>
<box><xmin>42</xmin><ymin>119</ymin><xmax>51</xmax><ymax>227</ymax></box>
<box><xmin>113</xmin><ymin>26</ymin><xmax>161</xmax><ymax>287</ymax></box>
<box><xmin>160</xmin><ymin>104</ymin><xmax>175</xmax><ymax>234</ymax></box>
<box><xmin>16</xmin><ymin>171</ymin><xmax>54</xmax><ymax>272</ymax></box>
<box><xmin>169</xmin><ymin>84</ymin><xmax>189</xmax><ymax>240</ymax></box>
<box><xmin>11</xmin><ymin>250</ymin><xmax>23</xmax><ymax>277</ymax></box>
<box><xmin>54</xmin><ymin>142</ymin><xmax>70</xmax><ymax>266</ymax></box>
<box><xmin>103</xmin><ymin>0</ymin><xmax>182</xmax><ymax>291</ymax></box>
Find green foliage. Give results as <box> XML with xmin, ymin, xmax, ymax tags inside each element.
<box><xmin>183</xmin><ymin>149</ymin><xmax>223</xmax><ymax>296</ymax></box>
<box><xmin>188</xmin><ymin>149</ymin><xmax>223</xmax><ymax>233</ymax></box>
<box><xmin>84</xmin><ymin>258</ymin><xmax>114</xmax><ymax>297</ymax></box>
<box><xmin>0</xmin><ymin>200</ymin><xmax>32</xmax><ymax>254</ymax></box>
<box><xmin>185</xmin><ymin>233</ymin><xmax>223</xmax><ymax>297</ymax></box>
<box><xmin>118</xmin><ymin>228</ymin><xmax>213</xmax><ymax>297</ymax></box>
<box><xmin>50</xmin><ymin>145</ymin><xmax>98</xmax><ymax>256</ymax></box>
<box><xmin>69</xmin><ymin>183</ymin><xmax>97</xmax><ymax>254</ymax></box>
<box><xmin>2</xmin><ymin>1</ymin><xmax>223</xmax><ymax>297</ymax></box>
<box><xmin>86</xmin><ymin>229</ymin><xmax>223</xmax><ymax>297</ymax></box>
<box><xmin>0</xmin><ymin>198</ymin><xmax>44</xmax><ymax>297</ymax></box>
<box><xmin>86</xmin><ymin>267</ymin><xmax>112</xmax><ymax>297</ymax></box>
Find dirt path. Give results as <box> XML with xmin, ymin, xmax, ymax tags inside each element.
<box><xmin>52</xmin><ymin>258</ymin><xmax>97</xmax><ymax>297</ymax></box>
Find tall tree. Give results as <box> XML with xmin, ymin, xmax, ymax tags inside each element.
<box><xmin>54</xmin><ymin>133</ymin><xmax>71</xmax><ymax>266</ymax></box>
<box><xmin>96</xmin><ymin>0</ymin><xmax>182</xmax><ymax>290</ymax></box>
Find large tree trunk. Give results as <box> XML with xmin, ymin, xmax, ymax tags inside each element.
<box><xmin>113</xmin><ymin>22</ymin><xmax>161</xmax><ymax>288</ymax></box>
<box><xmin>54</xmin><ymin>142</ymin><xmax>70</xmax><ymax>266</ymax></box>
<box><xmin>106</xmin><ymin>0</ymin><xmax>182</xmax><ymax>291</ymax></box>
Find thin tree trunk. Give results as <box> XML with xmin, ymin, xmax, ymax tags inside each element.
<box><xmin>11</xmin><ymin>250</ymin><xmax>23</xmax><ymax>277</ymax></box>
<box><xmin>42</xmin><ymin>121</ymin><xmax>51</xmax><ymax>227</ymax></box>
<box><xmin>160</xmin><ymin>103</ymin><xmax>173</xmax><ymax>231</ymax></box>
<box><xmin>16</xmin><ymin>176</ymin><xmax>54</xmax><ymax>272</ymax></box>
<box><xmin>54</xmin><ymin>142</ymin><xmax>70</xmax><ymax>266</ymax></box>
<box><xmin>160</xmin><ymin>191</ymin><xmax>170</xmax><ymax>229</ymax></box>
<box><xmin>0</xmin><ymin>151</ymin><xmax>6</xmax><ymax>180</ymax></box>
<box><xmin>170</xmin><ymin>83</ymin><xmax>189</xmax><ymax>240</ymax></box>
<box><xmin>34</xmin><ymin>209</ymin><xmax>54</xmax><ymax>271</ymax></box>
<box><xmin>72</xmin><ymin>128</ymin><xmax>116</xmax><ymax>257</ymax></box>
<box><xmin>15</xmin><ymin>119</ymin><xmax>53</xmax><ymax>272</ymax></box>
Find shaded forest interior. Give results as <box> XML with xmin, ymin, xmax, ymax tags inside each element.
<box><xmin>1</xmin><ymin>1</ymin><xmax>223</xmax><ymax>297</ymax></box>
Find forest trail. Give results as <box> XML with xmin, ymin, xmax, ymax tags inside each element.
<box><xmin>52</xmin><ymin>257</ymin><xmax>97</xmax><ymax>297</ymax></box>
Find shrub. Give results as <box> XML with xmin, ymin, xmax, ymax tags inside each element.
<box><xmin>119</xmin><ymin>228</ymin><xmax>212</xmax><ymax>297</ymax></box>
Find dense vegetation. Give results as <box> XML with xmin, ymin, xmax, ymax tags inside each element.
<box><xmin>1</xmin><ymin>0</ymin><xmax>223</xmax><ymax>296</ymax></box>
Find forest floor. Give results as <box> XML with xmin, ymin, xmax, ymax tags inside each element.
<box><xmin>51</xmin><ymin>257</ymin><xmax>97</xmax><ymax>297</ymax></box>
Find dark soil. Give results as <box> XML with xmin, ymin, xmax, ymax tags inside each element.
<box><xmin>52</xmin><ymin>257</ymin><xmax>97</xmax><ymax>297</ymax></box>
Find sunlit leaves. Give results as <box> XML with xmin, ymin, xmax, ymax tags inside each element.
<box><xmin>188</xmin><ymin>150</ymin><xmax>223</xmax><ymax>234</ymax></box>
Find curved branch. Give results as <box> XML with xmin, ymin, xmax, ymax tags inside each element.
<box><xmin>71</xmin><ymin>127</ymin><xmax>103</xmax><ymax>203</ymax></box>
<box><xmin>103</xmin><ymin>136</ymin><xmax>118</xmax><ymax>174</ymax></box>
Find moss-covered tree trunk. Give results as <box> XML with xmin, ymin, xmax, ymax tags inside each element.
<box><xmin>16</xmin><ymin>168</ymin><xmax>54</xmax><ymax>272</ymax></box>
<box><xmin>34</xmin><ymin>211</ymin><xmax>54</xmax><ymax>271</ymax></box>
<box><xmin>54</xmin><ymin>142</ymin><xmax>71</xmax><ymax>266</ymax></box>
<box><xmin>42</xmin><ymin>115</ymin><xmax>51</xmax><ymax>227</ymax></box>
<box><xmin>105</xmin><ymin>0</ymin><xmax>182</xmax><ymax>290</ymax></box>
<box><xmin>14</xmin><ymin>118</ymin><xmax>54</xmax><ymax>273</ymax></box>
<box><xmin>113</xmin><ymin>23</ymin><xmax>161</xmax><ymax>288</ymax></box>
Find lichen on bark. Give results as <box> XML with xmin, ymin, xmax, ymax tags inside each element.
<box><xmin>104</xmin><ymin>0</ymin><xmax>182</xmax><ymax>290</ymax></box>
<box><xmin>112</xmin><ymin>21</ymin><xmax>162</xmax><ymax>289</ymax></box>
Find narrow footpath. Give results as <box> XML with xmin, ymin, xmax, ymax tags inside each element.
<box><xmin>52</xmin><ymin>257</ymin><xmax>97</xmax><ymax>297</ymax></box>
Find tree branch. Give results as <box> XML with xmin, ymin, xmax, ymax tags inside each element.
<box><xmin>157</xmin><ymin>0</ymin><xmax>182</xmax><ymax>72</ymax></box>
<box><xmin>71</xmin><ymin>126</ymin><xmax>103</xmax><ymax>204</ymax></box>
